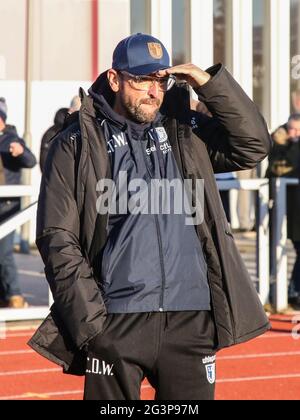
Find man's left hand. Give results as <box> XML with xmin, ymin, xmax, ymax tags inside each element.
<box><xmin>9</xmin><ymin>142</ymin><xmax>24</xmax><ymax>157</ymax></box>
<box><xmin>157</xmin><ymin>64</ymin><xmax>211</xmax><ymax>89</ymax></box>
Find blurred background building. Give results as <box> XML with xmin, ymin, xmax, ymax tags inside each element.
<box><xmin>0</xmin><ymin>0</ymin><xmax>300</xmax><ymax>240</ymax></box>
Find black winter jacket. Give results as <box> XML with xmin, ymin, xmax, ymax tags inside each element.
<box><xmin>28</xmin><ymin>64</ymin><xmax>272</xmax><ymax>375</ymax></box>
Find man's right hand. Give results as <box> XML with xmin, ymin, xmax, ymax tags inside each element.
<box><xmin>9</xmin><ymin>142</ymin><xmax>24</xmax><ymax>157</ymax></box>
<box><xmin>157</xmin><ymin>63</ymin><xmax>211</xmax><ymax>89</ymax></box>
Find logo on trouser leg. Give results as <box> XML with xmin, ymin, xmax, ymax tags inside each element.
<box><xmin>202</xmin><ymin>355</ymin><xmax>216</xmax><ymax>384</ymax></box>
<box><xmin>205</xmin><ymin>364</ymin><xmax>216</xmax><ymax>384</ymax></box>
<box><xmin>86</xmin><ymin>357</ymin><xmax>114</xmax><ymax>376</ymax></box>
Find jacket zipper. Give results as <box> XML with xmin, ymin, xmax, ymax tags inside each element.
<box><xmin>175</xmin><ymin>121</ymin><xmax>236</xmax><ymax>344</ymax></box>
<box><xmin>139</xmin><ymin>136</ymin><xmax>166</xmax><ymax>312</ymax></box>
<box><xmin>155</xmin><ymin>214</ymin><xmax>166</xmax><ymax>312</ymax></box>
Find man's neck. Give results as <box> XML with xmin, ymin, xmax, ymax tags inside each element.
<box><xmin>0</xmin><ymin>121</ymin><xmax>5</xmax><ymax>133</ymax></box>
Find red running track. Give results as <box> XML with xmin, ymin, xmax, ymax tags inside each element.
<box><xmin>0</xmin><ymin>316</ymin><xmax>299</xmax><ymax>400</ymax></box>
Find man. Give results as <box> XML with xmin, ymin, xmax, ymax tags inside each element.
<box><xmin>39</xmin><ymin>108</ymin><xmax>69</xmax><ymax>173</ymax></box>
<box><xmin>29</xmin><ymin>33</ymin><xmax>271</xmax><ymax>400</ymax></box>
<box><xmin>267</xmin><ymin>114</ymin><xmax>300</xmax><ymax>307</ymax></box>
<box><xmin>39</xmin><ymin>96</ymin><xmax>81</xmax><ymax>172</ymax></box>
<box><xmin>0</xmin><ymin>98</ymin><xmax>36</xmax><ymax>308</ymax></box>
<box><xmin>68</xmin><ymin>95</ymin><xmax>81</xmax><ymax>114</ymax></box>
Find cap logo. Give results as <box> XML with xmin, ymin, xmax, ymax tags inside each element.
<box><xmin>147</xmin><ymin>42</ymin><xmax>163</xmax><ymax>59</ymax></box>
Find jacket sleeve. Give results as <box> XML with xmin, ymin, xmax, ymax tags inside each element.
<box><xmin>192</xmin><ymin>64</ymin><xmax>272</xmax><ymax>173</ymax></box>
<box><xmin>36</xmin><ymin>132</ymin><xmax>107</xmax><ymax>350</ymax></box>
<box><xmin>14</xmin><ymin>139</ymin><xmax>37</xmax><ymax>168</ymax></box>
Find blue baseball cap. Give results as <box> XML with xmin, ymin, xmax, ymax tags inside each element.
<box><xmin>112</xmin><ymin>33</ymin><xmax>170</xmax><ymax>76</ymax></box>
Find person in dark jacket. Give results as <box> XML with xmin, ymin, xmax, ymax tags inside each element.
<box><xmin>28</xmin><ymin>33</ymin><xmax>271</xmax><ymax>400</ymax></box>
<box><xmin>39</xmin><ymin>96</ymin><xmax>82</xmax><ymax>172</ymax></box>
<box><xmin>39</xmin><ymin>108</ymin><xmax>69</xmax><ymax>173</ymax></box>
<box><xmin>0</xmin><ymin>97</ymin><xmax>37</xmax><ymax>308</ymax></box>
<box><xmin>266</xmin><ymin>114</ymin><xmax>300</xmax><ymax>306</ymax></box>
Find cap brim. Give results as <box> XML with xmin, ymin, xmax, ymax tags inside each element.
<box><xmin>119</xmin><ymin>63</ymin><xmax>170</xmax><ymax>76</ymax></box>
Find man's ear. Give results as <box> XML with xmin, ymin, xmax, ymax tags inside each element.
<box><xmin>107</xmin><ymin>69</ymin><xmax>120</xmax><ymax>93</ymax></box>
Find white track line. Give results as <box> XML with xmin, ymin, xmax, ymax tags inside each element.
<box><xmin>0</xmin><ymin>368</ymin><xmax>60</xmax><ymax>377</ymax></box>
<box><xmin>4</xmin><ymin>332</ymin><xmax>35</xmax><ymax>338</ymax></box>
<box><xmin>0</xmin><ymin>350</ymin><xmax>34</xmax><ymax>356</ymax></box>
<box><xmin>255</xmin><ymin>333</ymin><xmax>293</xmax><ymax>339</ymax></box>
<box><xmin>0</xmin><ymin>390</ymin><xmax>83</xmax><ymax>400</ymax></box>
<box><xmin>217</xmin><ymin>373</ymin><xmax>300</xmax><ymax>384</ymax></box>
<box><xmin>0</xmin><ymin>385</ymin><xmax>152</xmax><ymax>400</ymax></box>
<box><xmin>218</xmin><ymin>351</ymin><xmax>300</xmax><ymax>361</ymax></box>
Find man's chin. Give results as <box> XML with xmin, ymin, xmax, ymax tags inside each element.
<box><xmin>134</xmin><ymin>110</ymin><xmax>159</xmax><ymax>123</ymax></box>
<box><xmin>124</xmin><ymin>103</ymin><xmax>160</xmax><ymax>123</ymax></box>
<box><xmin>142</xmin><ymin>114</ymin><xmax>158</xmax><ymax>123</ymax></box>
<box><xmin>140</xmin><ymin>106</ymin><xmax>160</xmax><ymax>120</ymax></box>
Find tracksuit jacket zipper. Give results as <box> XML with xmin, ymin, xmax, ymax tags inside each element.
<box><xmin>139</xmin><ymin>136</ymin><xmax>167</xmax><ymax>312</ymax></box>
<box><xmin>175</xmin><ymin>122</ymin><xmax>227</xmax><ymax>345</ymax></box>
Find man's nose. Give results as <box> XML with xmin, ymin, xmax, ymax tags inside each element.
<box><xmin>147</xmin><ymin>82</ymin><xmax>160</xmax><ymax>98</ymax></box>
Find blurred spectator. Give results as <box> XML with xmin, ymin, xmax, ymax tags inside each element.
<box><xmin>236</xmin><ymin>168</ymin><xmax>256</xmax><ymax>233</ymax></box>
<box><xmin>39</xmin><ymin>96</ymin><xmax>81</xmax><ymax>173</ymax></box>
<box><xmin>69</xmin><ymin>95</ymin><xmax>81</xmax><ymax>114</ymax></box>
<box><xmin>292</xmin><ymin>89</ymin><xmax>300</xmax><ymax>113</ymax></box>
<box><xmin>266</xmin><ymin>113</ymin><xmax>300</xmax><ymax>306</ymax></box>
<box><xmin>215</xmin><ymin>172</ymin><xmax>236</xmax><ymax>224</ymax></box>
<box><xmin>39</xmin><ymin>108</ymin><xmax>69</xmax><ymax>172</ymax></box>
<box><xmin>0</xmin><ymin>97</ymin><xmax>36</xmax><ymax>308</ymax></box>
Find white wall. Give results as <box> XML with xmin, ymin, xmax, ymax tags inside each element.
<box><xmin>36</xmin><ymin>0</ymin><xmax>92</xmax><ymax>80</ymax></box>
<box><xmin>98</xmin><ymin>0</ymin><xmax>131</xmax><ymax>72</ymax></box>
<box><xmin>0</xmin><ymin>0</ymin><xmax>92</xmax><ymax>81</ymax></box>
<box><xmin>0</xmin><ymin>0</ymin><xmax>26</xmax><ymax>80</ymax></box>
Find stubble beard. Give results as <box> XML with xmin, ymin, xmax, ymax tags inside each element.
<box><xmin>121</xmin><ymin>96</ymin><xmax>161</xmax><ymax>124</ymax></box>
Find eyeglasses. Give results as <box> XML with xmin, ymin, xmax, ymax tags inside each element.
<box><xmin>119</xmin><ymin>71</ymin><xmax>176</xmax><ymax>92</ymax></box>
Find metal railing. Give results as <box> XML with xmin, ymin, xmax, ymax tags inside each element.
<box><xmin>218</xmin><ymin>177</ymin><xmax>300</xmax><ymax>312</ymax></box>
<box><xmin>217</xmin><ymin>179</ymin><xmax>270</xmax><ymax>306</ymax></box>
<box><xmin>0</xmin><ymin>179</ymin><xmax>297</xmax><ymax>321</ymax></box>
<box><xmin>270</xmin><ymin>178</ymin><xmax>299</xmax><ymax>311</ymax></box>
<box><xmin>0</xmin><ymin>202</ymin><xmax>37</xmax><ymax>241</ymax></box>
